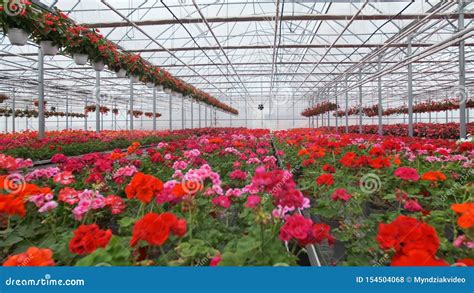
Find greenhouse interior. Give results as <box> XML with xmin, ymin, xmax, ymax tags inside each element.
<box><xmin>0</xmin><ymin>0</ymin><xmax>473</xmax><ymax>269</ymax></box>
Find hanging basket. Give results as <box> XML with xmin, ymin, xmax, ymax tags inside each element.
<box><xmin>131</xmin><ymin>75</ymin><xmax>140</xmax><ymax>83</ymax></box>
<box><xmin>7</xmin><ymin>28</ymin><xmax>29</xmax><ymax>46</ymax></box>
<box><xmin>40</xmin><ymin>40</ymin><xmax>60</xmax><ymax>56</ymax></box>
<box><xmin>0</xmin><ymin>94</ymin><xmax>9</xmax><ymax>103</ymax></box>
<box><xmin>73</xmin><ymin>53</ymin><xmax>88</xmax><ymax>65</ymax></box>
<box><xmin>92</xmin><ymin>61</ymin><xmax>105</xmax><ymax>71</ymax></box>
<box><xmin>156</xmin><ymin>85</ymin><xmax>164</xmax><ymax>92</ymax></box>
<box><xmin>146</xmin><ymin>82</ymin><xmax>154</xmax><ymax>88</ymax></box>
<box><xmin>116</xmin><ymin>68</ymin><xmax>127</xmax><ymax>78</ymax></box>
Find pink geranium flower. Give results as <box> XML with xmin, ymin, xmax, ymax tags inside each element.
<box><xmin>394</xmin><ymin>167</ymin><xmax>420</xmax><ymax>181</ymax></box>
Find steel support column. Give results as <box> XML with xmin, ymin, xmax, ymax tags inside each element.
<box><xmin>181</xmin><ymin>96</ymin><xmax>185</xmax><ymax>129</ymax></box>
<box><xmin>199</xmin><ymin>102</ymin><xmax>202</xmax><ymax>128</ymax></box>
<box><xmin>153</xmin><ymin>86</ymin><xmax>157</xmax><ymax>131</ymax></box>
<box><xmin>335</xmin><ymin>85</ymin><xmax>338</xmax><ymax>132</ymax></box>
<box><xmin>11</xmin><ymin>89</ymin><xmax>15</xmax><ymax>133</ymax></box>
<box><xmin>345</xmin><ymin>79</ymin><xmax>349</xmax><ymax>133</ymax></box>
<box><xmin>38</xmin><ymin>48</ymin><xmax>45</xmax><ymax>139</ymax></box>
<box><xmin>459</xmin><ymin>1</ymin><xmax>467</xmax><ymax>138</ymax></box>
<box><xmin>66</xmin><ymin>93</ymin><xmax>69</xmax><ymax>130</ymax></box>
<box><xmin>130</xmin><ymin>77</ymin><xmax>134</xmax><ymax>131</ymax></box>
<box><xmin>169</xmin><ymin>93</ymin><xmax>172</xmax><ymax>130</ymax></box>
<box><xmin>378</xmin><ymin>59</ymin><xmax>383</xmax><ymax>136</ymax></box>
<box><xmin>407</xmin><ymin>36</ymin><xmax>414</xmax><ymax>137</ymax></box>
<box><xmin>85</xmin><ymin>97</ymin><xmax>88</xmax><ymax>131</ymax></box>
<box><xmin>95</xmin><ymin>71</ymin><xmax>101</xmax><ymax>133</ymax></box>
<box><xmin>191</xmin><ymin>99</ymin><xmax>194</xmax><ymax>129</ymax></box>
<box><xmin>359</xmin><ymin>69</ymin><xmax>363</xmax><ymax>134</ymax></box>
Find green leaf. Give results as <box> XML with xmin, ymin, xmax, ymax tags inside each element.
<box><xmin>75</xmin><ymin>236</ymin><xmax>131</xmax><ymax>266</ymax></box>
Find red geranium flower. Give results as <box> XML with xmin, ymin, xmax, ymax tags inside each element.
<box><xmin>421</xmin><ymin>170</ymin><xmax>446</xmax><ymax>182</ymax></box>
<box><xmin>130</xmin><ymin>212</ymin><xmax>186</xmax><ymax>247</ymax></box>
<box><xmin>316</xmin><ymin>173</ymin><xmax>334</xmax><ymax>186</ymax></box>
<box><xmin>3</xmin><ymin>247</ymin><xmax>55</xmax><ymax>267</ymax></box>
<box><xmin>390</xmin><ymin>249</ymin><xmax>448</xmax><ymax>266</ymax></box>
<box><xmin>451</xmin><ymin>202</ymin><xmax>474</xmax><ymax>229</ymax></box>
<box><xmin>125</xmin><ymin>172</ymin><xmax>163</xmax><ymax>203</ymax></box>
<box><xmin>69</xmin><ymin>224</ymin><xmax>112</xmax><ymax>255</ymax></box>
<box><xmin>331</xmin><ymin>188</ymin><xmax>352</xmax><ymax>202</ymax></box>
<box><xmin>394</xmin><ymin>167</ymin><xmax>420</xmax><ymax>181</ymax></box>
<box><xmin>376</xmin><ymin>215</ymin><xmax>440</xmax><ymax>255</ymax></box>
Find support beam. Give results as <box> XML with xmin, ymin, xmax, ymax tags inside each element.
<box><xmin>459</xmin><ymin>2</ymin><xmax>467</xmax><ymax>139</ymax></box>
<box><xmin>199</xmin><ymin>102</ymin><xmax>202</xmax><ymax>128</ymax></box>
<box><xmin>152</xmin><ymin>86</ymin><xmax>157</xmax><ymax>131</ymax></box>
<box><xmin>407</xmin><ymin>36</ymin><xmax>414</xmax><ymax>137</ymax></box>
<box><xmin>87</xmin><ymin>13</ymin><xmax>474</xmax><ymax>28</ymax></box>
<box><xmin>96</xmin><ymin>71</ymin><xmax>101</xmax><ymax>133</ymax></box>
<box><xmin>38</xmin><ymin>48</ymin><xmax>45</xmax><ymax>139</ymax></box>
<box><xmin>181</xmin><ymin>95</ymin><xmax>185</xmax><ymax>130</ymax></box>
<box><xmin>130</xmin><ymin>77</ymin><xmax>134</xmax><ymax>131</ymax></box>
<box><xmin>345</xmin><ymin>79</ymin><xmax>349</xmax><ymax>133</ymax></box>
<box><xmin>127</xmin><ymin>42</ymin><xmax>472</xmax><ymax>53</ymax></box>
<box><xmin>85</xmin><ymin>97</ymin><xmax>88</xmax><ymax>131</ymax></box>
<box><xmin>335</xmin><ymin>85</ymin><xmax>338</xmax><ymax>132</ymax></box>
<box><xmin>169</xmin><ymin>92</ymin><xmax>172</xmax><ymax>130</ymax></box>
<box><xmin>359</xmin><ymin>70</ymin><xmax>363</xmax><ymax>134</ymax></box>
<box><xmin>11</xmin><ymin>89</ymin><xmax>15</xmax><ymax>133</ymax></box>
<box><xmin>66</xmin><ymin>93</ymin><xmax>69</xmax><ymax>130</ymax></box>
<box><xmin>191</xmin><ymin>98</ymin><xmax>194</xmax><ymax>129</ymax></box>
<box><xmin>378</xmin><ymin>58</ymin><xmax>383</xmax><ymax>136</ymax></box>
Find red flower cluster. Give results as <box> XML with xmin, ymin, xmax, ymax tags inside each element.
<box><xmin>316</xmin><ymin>173</ymin><xmax>334</xmax><ymax>186</ymax></box>
<box><xmin>331</xmin><ymin>188</ymin><xmax>352</xmax><ymax>202</ymax></box>
<box><xmin>130</xmin><ymin>212</ymin><xmax>186</xmax><ymax>247</ymax></box>
<box><xmin>376</xmin><ymin>216</ymin><xmax>447</xmax><ymax>266</ymax></box>
<box><xmin>279</xmin><ymin>214</ymin><xmax>335</xmax><ymax>246</ymax></box>
<box><xmin>251</xmin><ymin>167</ymin><xmax>306</xmax><ymax>209</ymax></box>
<box><xmin>69</xmin><ymin>224</ymin><xmax>112</xmax><ymax>255</ymax></box>
<box><xmin>3</xmin><ymin>247</ymin><xmax>55</xmax><ymax>267</ymax></box>
<box><xmin>125</xmin><ymin>172</ymin><xmax>163</xmax><ymax>203</ymax></box>
<box><xmin>302</xmin><ymin>102</ymin><xmax>338</xmax><ymax>117</ymax></box>
<box><xmin>394</xmin><ymin>167</ymin><xmax>420</xmax><ymax>181</ymax></box>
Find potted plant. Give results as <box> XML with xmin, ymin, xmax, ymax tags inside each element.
<box><xmin>109</xmin><ymin>53</ymin><xmax>128</xmax><ymax>78</ymax></box>
<box><xmin>0</xmin><ymin>94</ymin><xmax>9</xmax><ymax>103</ymax></box>
<box><xmin>64</xmin><ymin>25</ymin><xmax>96</xmax><ymax>65</ymax></box>
<box><xmin>32</xmin><ymin>10</ymin><xmax>69</xmax><ymax>56</ymax></box>
<box><xmin>0</xmin><ymin>0</ymin><xmax>36</xmax><ymax>46</ymax></box>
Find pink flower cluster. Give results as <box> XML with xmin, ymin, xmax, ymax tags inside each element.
<box><xmin>63</xmin><ymin>189</ymin><xmax>106</xmax><ymax>221</ymax></box>
<box><xmin>28</xmin><ymin>192</ymin><xmax>58</xmax><ymax>213</ymax></box>
<box><xmin>26</xmin><ymin>167</ymin><xmax>60</xmax><ymax>182</ymax></box>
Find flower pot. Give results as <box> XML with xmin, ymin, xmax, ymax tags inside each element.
<box><xmin>146</xmin><ymin>82</ymin><xmax>154</xmax><ymax>88</ymax></box>
<box><xmin>7</xmin><ymin>28</ymin><xmax>29</xmax><ymax>46</ymax></box>
<box><xmin>92</xmin><ymin>61</ymin><xmax>105</xmax><ymax>71</ymax></box>
<box><xmin>73</xmin><ymin>53</ymin><xmax>88</xmax><ymax>65</ymax></box>
<box><xmin>164</xmin><ymin>88</ymin><xmax>172</xmax><ymax>94</ymax></box>
<box><xmin>116</xmin><ymin>68</ymin><xmax>126</xmax><ymax>78</ymax></box>
<box><xmin>131</xmin><ymin>75</ymin><xmax>140</xmax><ymax>83</ymax></box>
<box><xmin>156</xmin><ymin>85</ymin><xmax>164</xmax><ymax>92</ymax></box>
<box><xmin>40</xmin><ymin>40</ymin><xmax>59</xmax><ymax>56</ymax></box>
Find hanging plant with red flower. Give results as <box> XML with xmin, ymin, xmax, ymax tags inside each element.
<box><xmin>31</xmin><ymin>9</ymin><xmax>69</xmax><ymax>47</ymax></box>
<box><xmin>302</xmin><ymin>101</ymin><xmax>338</xmax><ymax>117</ymax></box>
